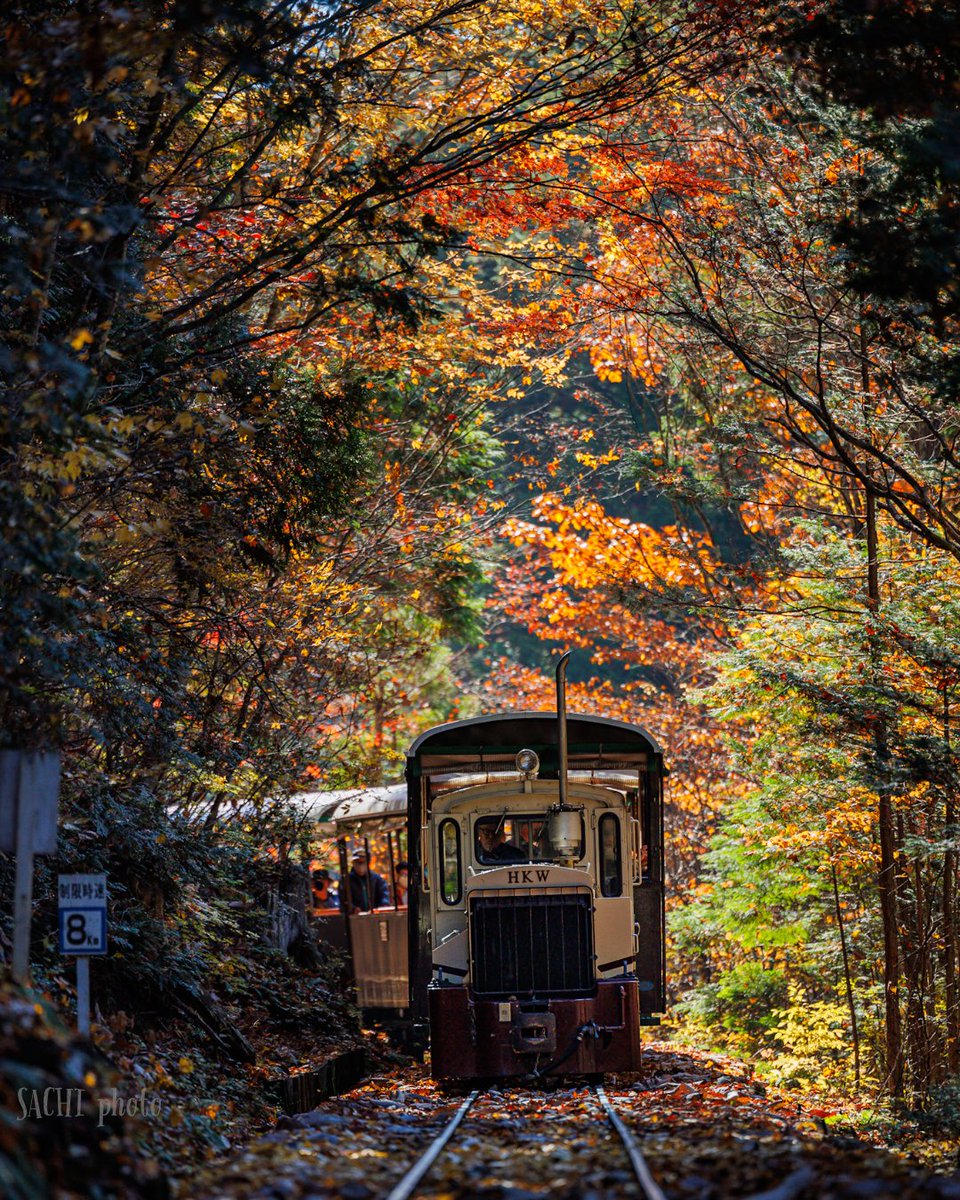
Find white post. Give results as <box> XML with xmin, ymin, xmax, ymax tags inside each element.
<box><xmin>12</xmin><ymin>772</ymin><xmax>34</xmax><ymax>983</ymax></box>
<box><xmin>76</xmin><ymin>957</ymin><xmax>91</xmax><ymax>1035</ymax></box>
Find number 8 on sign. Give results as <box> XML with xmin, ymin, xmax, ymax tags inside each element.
<box><xmin>59</xmin><ymin>908</ymin><xmax>106</xmax><ymax>954</ymax></box>
<box><xmin>68</xmin><ymin>912</ymin><xmax>92</xmax><ymax>946</ymax></box>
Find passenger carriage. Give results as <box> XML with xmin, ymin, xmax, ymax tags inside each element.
<box><xmin>306</xmin><ymin>785</ymin><xmax>410</xmax><ymax>1013</ymax></box>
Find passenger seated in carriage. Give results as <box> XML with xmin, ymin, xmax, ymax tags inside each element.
<box><xmin>310</xmin><ymin>868</ymin><xmax>339</xmax><ymax>911</ymax></box>
<box><xmin>341</xmin><ymin>849</ymin><xmax>390</xmax><ymax>911</ymax></box>
<box><xmin>394</xmin><ymin>860</ymin><xmax>409</xmax><ymax>907</ymax></box>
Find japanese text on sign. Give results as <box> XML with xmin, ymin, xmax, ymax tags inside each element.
<box><xmin>58</xmin><ymin>878</ymin><xmax>106</xmax><ymax>903</ymax></box>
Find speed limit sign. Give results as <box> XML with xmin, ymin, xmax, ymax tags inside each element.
<box><xmin>58</xmin><ymin>874</ymin><xmax>107</xmax><ymax>955</ymax></box>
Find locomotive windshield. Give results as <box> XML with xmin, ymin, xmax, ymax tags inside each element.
<box><xmin>474</xmin><ymin>814</ymin><xmax>585</xmax><ymax>865</ymax></box>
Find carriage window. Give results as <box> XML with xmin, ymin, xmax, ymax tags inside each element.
<box><xmin>475</xmin><ymin>814</ymin><xmax>584</xmax><ymax>864</ymax></box>
<box><xmin>599</xmin><ymin>814</ymin><xmax>623</xmax><ymax>897</ymax></box>
<box><xmin>439</xmin><ymin>820</ymin><xmax>462</xmax><ymax>905</ymax></box>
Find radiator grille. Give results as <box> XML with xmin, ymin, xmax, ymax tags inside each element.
<box><xmin>470</xmin><ymin>893</ymin><xmax>595</xmax><ymax>998</ymax></box>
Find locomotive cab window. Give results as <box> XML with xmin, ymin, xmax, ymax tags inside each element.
<box><xmin>439</xmin><ymin>819</ymin><xmax>462</xmax><ymax>905</ymax></box>
<box><xmin>474</xmin><ymin>813</ymin><xmax>584</xmax><ymax>865</ymax></box>
<box><xmin>598</xmin><ymin>813</ymin><xmax>623</xmax><ymax>897</ymax></box>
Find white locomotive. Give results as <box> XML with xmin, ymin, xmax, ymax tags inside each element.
<box><xmin>408</xmin><ymin>654</ymin><xmax>665</xmax><ymax>1078</ymax></box>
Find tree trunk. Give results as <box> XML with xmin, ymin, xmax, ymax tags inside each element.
<box><xmin>944</xmin><ymin>687</ymin><xmax>959</xmax><ymax>1075</ymax></box>
<box><xmin>866</xmin><ymin>482</ymin><xmax>903</xmax><ymax>1095</ymax></box>
<box><xmin>858</xmin><ymin>308</ymin><xmax>903</xmax><ymax>1096</ymax></box>
<box><xmin>832</xmin><ymin>863</ymin><xmax>861</xmax><ymax>1088</ymax></box>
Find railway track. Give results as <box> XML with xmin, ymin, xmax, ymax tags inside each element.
<box><xmin>384</xmin><ymin>1082</ymin><xmax>669</xmax><ymax>1200</ymax></box>
<box><xmin>192</xmin><ymin>1050</ymin><xmax>956</xmax><ymax>1200</ymax></box>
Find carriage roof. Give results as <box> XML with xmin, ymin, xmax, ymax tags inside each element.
<box><xmin>286</xmin><ymin>783</ymin><xmax>406</xmax><ymax>828</ymax></box>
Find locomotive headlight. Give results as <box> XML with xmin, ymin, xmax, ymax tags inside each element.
<box><xmin>547</xmin><ymin>802</ymin><xmax>583</xmax><ymax>856</ymax></box>
<box><xmin>515</xmin><ymin>748</ymin><xmax>540</xmax><ymax>778</ymax></box>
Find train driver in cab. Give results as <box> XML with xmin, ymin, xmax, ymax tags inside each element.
<box><xmin>476</xmin><ymin>818</ymin><xmax>525</xmax><ymax>864</ymax></box>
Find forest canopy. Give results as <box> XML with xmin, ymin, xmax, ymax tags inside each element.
<box><xmin>1</xmin><ymin>1</ymin><xmax>959</xmax><ymax>1160</ymax></box>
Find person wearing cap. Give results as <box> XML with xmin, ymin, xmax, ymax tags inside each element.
<box><xmin>341</xmin><ymin>848</ymin><xmax>390</xmax><ymax>912</ymax></box>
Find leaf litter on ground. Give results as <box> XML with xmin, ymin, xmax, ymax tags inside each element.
<box><xmin>190</xmin><ymin>1043</ymin><xmax>960</xmax><ymax>1200</ymax></box>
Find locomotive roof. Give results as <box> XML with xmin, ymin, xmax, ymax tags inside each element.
<box><xmin>406</xmin><ymin>710</ymin><xmax>661</xmax><ymax>758</ymax></box>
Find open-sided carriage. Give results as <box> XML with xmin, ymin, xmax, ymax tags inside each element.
<box><xmin>309</xmin><ymin>785</ymin><xmax>410</xmax><ymax>1013</ymax></box>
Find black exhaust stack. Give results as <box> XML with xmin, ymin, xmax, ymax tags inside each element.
<box><xmin>556</xmin><ymin>650</ymin><xmax>571</xmax><ymax>805</ymax></box>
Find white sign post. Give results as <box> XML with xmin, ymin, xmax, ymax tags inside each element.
<box><xmin>58</xmin><ymin>874</ymin><xmax>107</xmax><ymax>1035</ymax></box>
<box><xmin>1</xmin><ymin>751</ymin><xmax>60</xmax><ymax>982</ymax></box>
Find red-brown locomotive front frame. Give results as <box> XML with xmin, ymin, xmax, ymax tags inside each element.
<box><xmin>429</xmin><ymin>978</ymin><xmax>644</xmax><ymax>1079</ymax></box>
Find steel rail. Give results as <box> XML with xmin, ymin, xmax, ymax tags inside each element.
<box><xmin>383</xmin><ymin>1088</ymin><xmax>480</xmax><ymax>1200</ymax></box>
<box><xmin>593</xmin><ymin>1084</ymin><xmax>668</xmax><ymax>1200</ymax></box>
<box><xmin>383</xmin><ymin>1083</ymin><xmax>667</xmax><ymax>1200</ymax></box>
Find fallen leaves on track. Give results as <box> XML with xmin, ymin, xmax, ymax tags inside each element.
<box><xmin>190</xmin><ymin>1044</ymin><xmax>960</xmax><ymax>1200</ymax></box>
